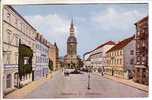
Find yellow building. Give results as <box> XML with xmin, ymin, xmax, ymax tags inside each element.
<box><xmin>106</xmin><ymin>36</ymin><xmax>135</xmax><ymax>79</ymax></box>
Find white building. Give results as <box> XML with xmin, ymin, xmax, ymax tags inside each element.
<box><xmin>35</xmin><ymin>32</ymin><xmax>49</xmax><ymax>80</ymax></box>
<box><xmin>2</xmin><ymin>5</ymin><xmax>36</xmax><ymax>94</ymax></box>
<box><xmin>85</xmin><ymin>41</ymin><xmax>115</xmax><ymax>73</ymax></box>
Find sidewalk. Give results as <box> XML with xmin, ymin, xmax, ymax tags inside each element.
<box><xmin>103</xmin><ymin>74</ymin><xmax>149</xmax><ymax>92</ymax></box>
<box><xmin>4</xmin><ymin>73</ymin><xmax>52</xmax><ymax>99</ymax></box>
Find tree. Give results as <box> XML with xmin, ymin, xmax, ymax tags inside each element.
<box><xmin>48</xmin><ymin>59</ymin><xmax>53</xmax><ymax>71</ymax></box>
<box><xmin>18</xmin><ymin>43</ymin><xmax>33</xmax><ymax>80</ymax></box>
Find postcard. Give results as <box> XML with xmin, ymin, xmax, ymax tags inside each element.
<box><xmin>0</xmin><ymin>0</ymin><xmax>150</xmax><ymax>99</ymax></box>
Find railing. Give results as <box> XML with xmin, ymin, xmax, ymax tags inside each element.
<box><xmin>4</xmin><ymin>64</ymin><xmax>18</xmax><ymax>68</ymax></box>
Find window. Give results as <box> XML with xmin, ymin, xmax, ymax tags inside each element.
<box><xmin>20</xmin><ymin>22</ymin><xmax>22</xmax><ymax>31</ymax></box>
<box><xmin>6</xmin><ymin>53</ymin><xmax>11</xmax><ymax>64</ymax></box>
<box><xmin>3</xmin><ymin>53</ymin><xmax>6</xmax><ymax>64</ymax></box>
<box><xmin>130</xmin><ymin>50</ymin><xmax>134</xmax><ymax>55</ymax></box>
<box><xmin>137</xmin><ymin>68</ymin><xmax>140</xmax><ymax>72</ymax></box>
<box><xmin>142</xmin><ymin>41</ymin><xmax>145</xmax><ymax>47</ymax></box>
<box><xmin>7</xmin><ymin>12</ymin><xmax>11</xmax><ymax>22</ymax></box>
<box><xmin>15</xmin><ymin>52</ymin><xmax>18</xmax><ymax>64</ymax></box>
<box><xmin>120</xmin><ymin>59</ymin><xmax>122</xmax><ymax>64</ymax></box>
<box><xmin>142</xmin><ymin>56</ymin><xmax>145</xmax><ymax>64</ymax></box>
<box><xmin>130</xmin><ymin>59</ymin><xmax>134</xmax><ymax>65</ymax></box>
<box><xmin>117</xmin><ymin>59</ymin><xmax>119</xmax><ymax>64</ymax></box>
<box><xmin>137</xmin><ymin>44</ymin><xmax>140</xmax><ymax>49</ymax></box>
<box><xmin>15</xmin><ymin>35</ymin><xmax>19</xmax><ymax>46</ymax></box>
<box><xmin>142</xmin><ymin>69</ymin><xmax>146</xmax><ymax>78</ymax></box>
<box><xmin>7</xmin><ymin>30</ymin><xmax>12</xmax><ymax>44</ymax></box>
<box><xmin>24</xmin><ymin>57</ymin><xmax>29</xmax><ymax>64</ymax></box>
<box><xmin>120</xmin><ymin>51</ymin><xmax>122</xmax><ymax>55</ymax></box>
<box><xmin>15</xmin><ymin>18</ymin><xmax>18</xmax><ymax>26</ymax></box>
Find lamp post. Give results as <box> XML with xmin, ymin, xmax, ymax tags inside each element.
<box><xmin>83</xmin><ymin>52</ymin><xmax>92</xmax><ymax>90</ymax></box>
<box><xmin>88</xmin><ymin>66</ymin><xmax>91</xmax><ymax>90</ymax></box>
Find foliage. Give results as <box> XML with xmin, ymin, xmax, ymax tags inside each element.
<box><xmin>78</xmin><ymin>57</ymin><xmax>83</xmax><ymax>68</ymax></box>
<box><xmin>48</xmin><ymin>59</ymin><xmax>53</xmax><ymax>71</ymax></box>
<box><xmin>18</xmin><ymin>44</ymin><xmax>33</xmax><ymax>80</ymax></box>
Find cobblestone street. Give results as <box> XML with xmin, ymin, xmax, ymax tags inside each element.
<box><xmin>5</xmin><ymin>70</ymin><xmax>148</xmax><ymax>98</ymax></box>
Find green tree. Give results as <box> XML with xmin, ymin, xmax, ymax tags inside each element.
<box><xmin>18</xmin><ymin>43</ymin><xmax>33</xmax><ymax>80</ymax></box>
<box><xmin>48</xmin><ymin>59</ymin><xmax>53</xmax><ymax>71</ymax></box>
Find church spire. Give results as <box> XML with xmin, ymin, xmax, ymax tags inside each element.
<box><xmin>71</xmin><ymin>19</ymin><xmax>74</xmax><ymax>28</ymax></box>
<box><xmin>70</xmin><ymin>19</ymin><xmax>75</xmax><ymax>36</ymax></box>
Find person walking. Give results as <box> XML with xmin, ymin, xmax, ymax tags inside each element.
<box><xmin>101</xmin><ymin>70</ymin><xmax>104</xmax><ymax>76</ymax></box>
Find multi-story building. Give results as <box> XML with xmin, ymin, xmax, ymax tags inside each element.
<box><xmin>87</xmin><ymin>41</ymin><xmax>115</xmax><ymax>73</ymax></box>
<box><xmin>48</xmin><ymin>42</ymin><xmax>59</xmax><ymax>71</ymax></box>
<box><xmin>133</xmin><ymin>16</ymin><xmax>148</xmax><ymax>85</ymax></box>
<box><xmin>35</xmin><ymin>32</ymin><xmax>49</xmax><ymax>80</ymax></box>
<box><xmin>2</xmin><ymin>5</ymin><xmax>36</xmax><ymax>94</ymax></box>
<box><xmin>106</xmin><ymin>36</ymin><xmax>136</xmax><ymax>79</ymax></box>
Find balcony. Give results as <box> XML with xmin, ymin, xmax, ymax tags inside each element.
<box><xmin>4</xmin><ymin>64</ymin><xmax>18</xmax><ymax>69</ymax></box>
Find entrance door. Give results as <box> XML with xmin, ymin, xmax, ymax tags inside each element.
<box><xmin>6</xmin><ymin>74</ymin><xmax>12</xmax><ymax>88</ymax></box>
<box><xmin>14</xmin><ymin>73</ymin><xmax>18</xmax><ymax>87</ymax></box>
<box><xmin>32</xmin><ymin>71</ymin><xmax>34</xmax><ymax>81</ymax></box>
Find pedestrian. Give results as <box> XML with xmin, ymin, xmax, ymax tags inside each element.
<box><xmin>112</xmin><ymin>69</ymin><xmax>114</xmax><ymax>76</ymax></box>
<box><xmin>101</xmin><ymin>70</ymin><xmax>104</xmax><ymax>76</ymax></box>
<box><xmin>46</xmin><ymin>74</ymin><xmax>48</xmax><ymax>78</ymax></box>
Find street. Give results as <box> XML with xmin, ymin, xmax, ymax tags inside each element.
<box><xmin>21</xmin><ymin>70</ymin><xmax>148</xmax><ymax>98</ymax></box>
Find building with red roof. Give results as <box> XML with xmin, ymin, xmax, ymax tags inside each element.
<box><xmin>105</xmin><ymin>35</ymin><xmax>136</xmax><ymax>79</ymax></box>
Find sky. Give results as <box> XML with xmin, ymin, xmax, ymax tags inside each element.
<box><xmin>13</xmin><ymin>4</ymin><xmax>148</xmax><ymax>58</ymax></box>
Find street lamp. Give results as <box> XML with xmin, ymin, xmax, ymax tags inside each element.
<box><xmin>88</xmin><ymin>66</ymin><xmax>91</xmax><ymax>90</ymax></box>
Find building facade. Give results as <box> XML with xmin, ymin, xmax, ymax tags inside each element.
<box><xmin>106</xmin><ymin>36</ymin><xmax>136</xmax><ymax>79</ymax></box>
<box><xmin>64</xmin><ymin>20</ymin><xmax>79</xmax><ymax>69</ymax></box>
<box><xmin>35</xmin><ymin>32</ymin><xmax>49</xmax><ymax>80</ymax></box>
<box><xmin>48</xmin><ymin>42</ymin><xmax>59</xmax><ymax>71</ymax></box>
<box><xmin>2</xmin><ymin>5</ymin><xmax>36</xmax><ymax>94</ymax></box>
<box><xmin>88</xmin><ymin>41</ymin><xmax>115</xmax><ymax>73</ymax></box>
<box><xmin>133</xmin><ymin>16</ymin><xmax>148</xmax><ymax>85</ymax></box>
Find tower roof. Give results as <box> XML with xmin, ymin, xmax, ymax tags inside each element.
<box><xmin>70</xmin><ymin>19</ymin><xmax>75</xmax><ymax>36</ymax></box>
<box><xmin>67</xmin><ymin>36</ymin><xmax>77</xmax><ymax>43</ymax></box>
<box><xmin>71</xmin><ymin>19</ymin><xmax>74</xmax><ymax>29</ymax></box>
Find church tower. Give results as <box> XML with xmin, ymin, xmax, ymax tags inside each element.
<box><xmin>67</xmin><ymin>19</ymin><xmax>77</xmax><ymax>55</ymax></box>
<box><xmin>64</xmin><ymin>19</ymin><xmax>79</xmax><ymax>69</ymax></box>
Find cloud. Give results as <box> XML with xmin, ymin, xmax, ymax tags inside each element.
<box><xmin>25</xmin><ymin>14</ymin><xmax>70</xmax><ymax>36</ymax></box>
<box><xmin>24</xmin><ymin>14</ymin><xmax>71</xmax><ymax>56</ymax></box>
<box><xmin>24</xmin><ymin>14</ymin><xmax>81</xmax><ymax>56</ymax></box>
<box><xmin>91</xmin><ymin>7</ymin><xmax>147</xmax><ymax>34</ymax></box>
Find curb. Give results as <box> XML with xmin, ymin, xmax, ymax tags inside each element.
<box><xmin>103</xmin><ymin>75</ymin><xmax>148</xmax><ymax>92</ymax></box>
